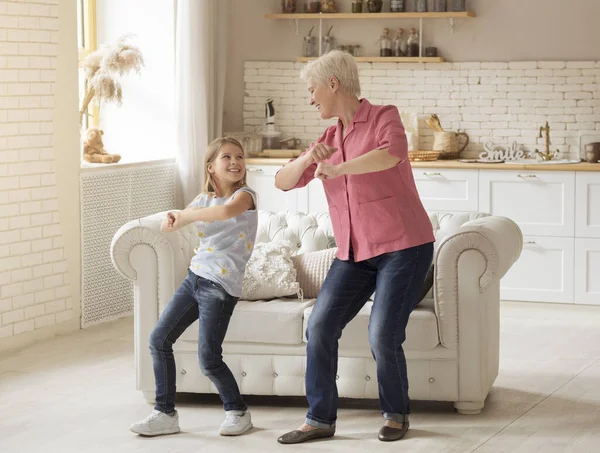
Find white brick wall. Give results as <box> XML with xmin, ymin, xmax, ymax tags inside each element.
<box><xmin>0</xmin><ymin>0</ymin><xmax>74</xmax><ymax>341</ymax></box>
<box><xmin>243</xmin><ymin>61</ymin><xmax>600</xmax><ymax>159</ymax></box>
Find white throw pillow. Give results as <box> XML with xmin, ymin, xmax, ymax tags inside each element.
<box><xmin>291</xmin><ymin>247</ymin><xmax>337</xmax><ymax>299</ymax></box>
<box><xmin>241</xmin><ymin>239</ymin><xmax>301</xmax><ymax>301</ymax></box>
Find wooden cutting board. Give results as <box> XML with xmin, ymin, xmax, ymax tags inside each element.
<box><xmin>250</xmin><ymin>149</ymin><xmax>303</xmax><ymax>158</ymax></box>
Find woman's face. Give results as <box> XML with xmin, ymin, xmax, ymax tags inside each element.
<box><xmin>308</xmin><ymin>78</ymin><xmax>336</xmax><ymax>120</ymax></box>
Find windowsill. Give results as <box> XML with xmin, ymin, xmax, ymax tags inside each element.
<box><xmin>80</xmin><ymin>157</ymin><xmax>176</xmax><ymax>173</ymax></box>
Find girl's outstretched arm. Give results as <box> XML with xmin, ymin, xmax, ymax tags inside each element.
<box><xmin>161</xmin><ymin>191</ymin><xmax>254</xmax><ymax>232</ymax></box>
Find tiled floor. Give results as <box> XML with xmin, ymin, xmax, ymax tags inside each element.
<box><xmin>1</xmin><ymin>301</ymin><xmax>599</xmax><ymax>453</ymax></box>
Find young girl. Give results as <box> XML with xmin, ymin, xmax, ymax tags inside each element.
<box><xmin>129</xmin><ymin>137</ymin><xmax>257</xmax><ymax>437</ymax></box>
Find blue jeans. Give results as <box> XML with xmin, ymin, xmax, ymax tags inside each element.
<box><xmin>149</xmin><ymin>270</ymin><xmax>245</xmax><ymax>414</ymax></box>
<box><xmin>305</xmin><ymin>242</ymin><xmax>434</xmax><ymax>428</ymax></box>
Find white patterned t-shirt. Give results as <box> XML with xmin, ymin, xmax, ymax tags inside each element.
<box><xmin>188</xmin><ymin>188</ymin><xmax>258</xmax><ymax>297</ymax></box>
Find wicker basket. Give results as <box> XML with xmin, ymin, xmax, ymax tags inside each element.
<box><xmin>432</xmin><ymin>131</ymin><xmax>469</xmax><ymax>160</ymax></box>
<box><xmin>408</xmin><ymin>151</ymin><xmax>441</xmax><ymax>162</ymax></box>
<box><xmin>438</xmin><ymin>151</ymin><xmax>460</xmax><ymax>160</ymax></box>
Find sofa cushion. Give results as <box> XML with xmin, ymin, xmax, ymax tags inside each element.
<box><xmin>242</xmin><ymin>240</ymin><xmax>301</xmax><ymax>300</ymax></box>
<box><xmin>303</xmin><ymin>299</ymin><xmax>439</xmax><ymax>352</ymax></box>
<box><xmin>291</xmin><ymin>247</ymin><xmax>338</xmax><ymax>299</ymax></box>
<box><xmin>180</xmin><ymin>298</ymin><xmax>316</xmax><ymax>345</ymax></box>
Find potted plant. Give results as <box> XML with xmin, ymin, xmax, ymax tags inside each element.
<box><xmin>79</xmin><ymin>34</ymin><xmax>144</xmax><ymax>123</ymax></box>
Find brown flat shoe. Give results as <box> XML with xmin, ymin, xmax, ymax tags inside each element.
<box><xmin>277</xmin><ymin>426</ymin><xmax>335</xmax><ymax>444</ymax></box>
<box><xmin>378</xmin><ymin>422</ymin><xmax>410</xmax><ymax>442</ymax></box>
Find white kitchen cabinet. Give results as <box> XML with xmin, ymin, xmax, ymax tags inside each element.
<box><xmin>501</xmin><ymin>236</ymin><xmax>575</xmax><ymax>304</ymax></box>
<box><xmin>246</xmin><ymin>165</ymin><xmax>301</xmax><ymax>213</ymax></box>
<box><xmin>574</xmin><ymin>238</ymin><xmax>600</xmax><ymax>305</ymax></box>
<box><xmin>575</xmin><ymin>172</ymin><xmax>600</xmax><ymax>239</ymax></box>
<box><xmin>479</xmin><ymin>170</ymin><xmax>575</xmax><ymax>237</ymax></box>
<box><xmin>412</xmin><ymin>168</ymin><xmax>478</xmax><ymax>212</ymax></box>
<box><xmin>246</xmin><ymin>161</ymin><xmax>600</xmax><ymax>306</ymax></box>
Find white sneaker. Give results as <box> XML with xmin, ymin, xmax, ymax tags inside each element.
<box><xmin>129</xmin><ymin>409</ymin><xmax>180</xmax><ymax>436</ymax></box>
<box><xmin>219</xmin><ymin>410</ymin><xmax>253</xmax><ymax>436</ymax></box>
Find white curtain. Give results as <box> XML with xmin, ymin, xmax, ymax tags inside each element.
<box><xmin>175</xmin><ymin>0</ymin><xmax>228</xmax><ymax>207</ymax></box>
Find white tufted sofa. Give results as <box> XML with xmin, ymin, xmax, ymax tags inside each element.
<box><xmin>111</xmin><ymin>210</ymin><xmax>522</xmax><ymax>415</ymax></box>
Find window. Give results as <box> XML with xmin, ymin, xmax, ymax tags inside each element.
<box><xmin>77</xmin><ymin>0</ymin><xmax>98</xmax><ymax>130</ymax></box>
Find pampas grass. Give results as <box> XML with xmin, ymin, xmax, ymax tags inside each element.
<box><xmin>79</xmin><ymin>34</ymin><xmax>144</xmax><ymax>121</ymax></box>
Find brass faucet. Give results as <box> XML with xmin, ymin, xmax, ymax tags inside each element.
<box><xmin>535</xmin><ymin>122</ymin><xmax>559</xmax><ymax>161</ymax></box>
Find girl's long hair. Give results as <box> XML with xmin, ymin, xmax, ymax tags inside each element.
<box><xmin>203</xmin><ymin>137</ymin><xmax>247</xmax><ymax>197</ymax></box>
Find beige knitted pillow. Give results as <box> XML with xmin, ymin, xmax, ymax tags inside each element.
<box><xmin>291</xmin><ymin>248</ymin><xmax>337</xmax><ymax>299</ymax></box>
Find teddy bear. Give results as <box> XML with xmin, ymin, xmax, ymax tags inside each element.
<box><xmin>82</xmin><ymin>127</ymin><xmax>121</xmax><ymax>164</ymax></box>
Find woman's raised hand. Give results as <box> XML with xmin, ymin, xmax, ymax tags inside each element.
<box><xmin>307</xmin><ymin>143</ymin><xmax>337</xmax><ymax>163</ymax></box>
<box><xmin>315</xmin><ymin>162</ymin><xmax>342</xmax><ymax>181</ymax></box>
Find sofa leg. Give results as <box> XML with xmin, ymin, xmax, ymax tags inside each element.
<box><xmin>454</xmin><ymin>401</ymin><xmax>484</xmax><ymax>415</ymax></box>
<box><xmin>142</xmin><ymin>391</ymin><xmax>156</xmax><ymax>404</ymax></box>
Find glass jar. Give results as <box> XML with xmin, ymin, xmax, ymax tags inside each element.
<box><xmin>379</xmin><ymin>28</ymin><xmax>392</xmax><ymax>57</ymax></box>
<box><xmin>261</xmin><ymin>131</ymin><xmax>282</xmax><ymax>150</ymax></box>
<box><xmin>393</xmin><ymin>28</ymin><xmax>405</xmax><ymax>57</ymax></box>
<box><xmin>390</xmin><ymin>0</ymin><xmax>406</xmax><ymax>12</ymax></box>
<box><xmin>346</xmin><ymin>45</ymin><xmax>362</xmax><ymax>57</ymax></box>
<box><xmin>406</xmin><ymin>28</ymin><xmax>419</xmax><ymax>57</ymax></box>
<box><xmin>425</xmin><ymin>47</ymin><xmax>438</xmax><ymax>57</ymax></box>
<box><xmin>367</xmin><ymin>0</ymin><xmax>383</xmax><ymax>13</ymax></box>
<box><xmin>416</xmin><ymin>0</ymin><xmax>428</xmax><ymax>12</ymax></box>
<box><xmin>281</xmin><ymin>0</ymin><xmax>297</xmax><ymax>13</ymax></box>
<box><xmin>321</xmin><ymin>35</ymin><xmax>335</xmax><ymax>55</ymax></box>
<box><xmin>433</xmin><ymin>0</ymin><xmax>446</xmax><ymax>11</ymax></box>
<box><xmin>451</xmin><ymin>0</ymin><xmax>465</xmax><ymax>11</ymax></box>
<box><xmin>304</xmin><ymin>0</ymin><xmax>321</xmax><ymax>12</ymax></box>
<box><xmin>321</xmin><ymin>0</ymin><xmax>337</xmax><ymax>13</ymax></box>
<box><xmin>351</xmin><ymin>1</ymin><xmax>363</xmax><ymax>13</ymax></box>
<box><xmin>303</xmin><ymin>35</ymin><xmax>317</xmax><ymax>57</ymax></box>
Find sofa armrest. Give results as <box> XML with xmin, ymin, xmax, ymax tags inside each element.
<box><xmin>110</xmin><ymin>211</ymin><xmax>197</xmax><ymax>394</ymax></box>
<box><xmin>110</xmin><ymin>211</ymin><xmax>197</xmax><ymax>282</ymax></box>
<box><xmin>434</xmin><ymin>216</ymin><xmax>523</xmax><ymax>348</ymax></box>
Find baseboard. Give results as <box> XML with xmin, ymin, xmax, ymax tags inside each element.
<box><xmin>0</xmin><ymin>319</ymin><xmax>80</xmax><ymax>354</ymax></box>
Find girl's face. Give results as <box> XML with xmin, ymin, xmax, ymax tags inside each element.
<box><xmin>208</xmin><ymin>143</ymin><xmax>246</xmax><ymax>189</ymax></box>
<box><xmin>308</xmin><ymin>77</ymin><xmax>337</xmax><ymax>120</ymax></box>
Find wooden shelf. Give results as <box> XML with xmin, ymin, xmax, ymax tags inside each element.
<box><xmin>297</xmin><ymin>56</ymin><xmax>445</xmax><ymax>63</ymax></box>
<box><xmin>265</xmin><ymin>11</ymin><xmax>476</xmax><ymax>20</ymax></box>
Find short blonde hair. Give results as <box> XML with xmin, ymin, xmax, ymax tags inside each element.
<box><xmin>299</xmin><ymin>50</ymin><xmax>361</xmax><ymax>98</ymax></box>
<box><xmin>203</xmin><ymin>137</ymin><xmax>247</xmax><ymax>195</ymax></box>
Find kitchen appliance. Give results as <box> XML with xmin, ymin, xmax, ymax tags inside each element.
<box><xmin>259</xmin><ymin>98</ymin><xmax>281</xmax><ymax>150</ymax></box>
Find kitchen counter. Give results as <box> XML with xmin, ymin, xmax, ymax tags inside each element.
<box><xmin>246</xmin><ymin>158</ymin><xmax>600</xmax><ymax>171</ymax></box>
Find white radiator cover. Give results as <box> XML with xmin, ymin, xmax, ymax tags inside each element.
<box><xmin>80</xmin><ymin>162</ymin><xmax>177</xmax><ymax>327</ymax></box>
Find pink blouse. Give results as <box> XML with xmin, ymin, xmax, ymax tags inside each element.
<box><xmin>283</xmin><ymin>99</ymin><xmax>435</xmax><ymax>262</ymax></box>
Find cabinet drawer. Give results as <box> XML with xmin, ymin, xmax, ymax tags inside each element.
<box><xmin>412</xmin><ymin>169</ymin><xmax>478</xmax><ymax>212</ymax></box>
<box><xmin>575</xmin><ymin>172</ymin><xmax>600</xmax><ymax>238</ymax></box>
<box><xmin>574</xmin><ymin>238</ymin><xmax>600</xmax><ymax>305</ymax></box>
<box><xmin>479</xmin><ymin>170</ymin><xmax>575</xmax><ymax>237</ymax></box>
<box><xmin>501</xmin><ymin>236</ymin><xmax>574</xmax><ymax>303</ymax></box>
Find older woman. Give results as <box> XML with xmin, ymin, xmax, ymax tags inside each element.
<box><xmin>274</xmin><ymin>50</ymin><xmax>435</xmax><ymax>444</ymax></box>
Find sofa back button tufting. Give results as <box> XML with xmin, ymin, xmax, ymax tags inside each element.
<box><xmin>241</xmin><ymin>371</ymin><xmax>247</xmax><ymax>377</ymax></box>
<box><xmin>365</xmin><ymin>376</ymin><xmax>370</xmax><ymax>381</ymax></box>
<box><xmin>273</xmin><ymin>373</ymin><xmax>278</xmax><ymax>378</ymax></box>
<box><xmin>181</xmin><ymin>369</ymin><xmax>187</xmax><ymax>375</ymax></box>
<box><xmin>429</xmin><ymin>377</ymin><xmax>435</xmax><ymax>383</ymax></box>
<box><xmin>336</xmin><ymin>375</ymin><xmax>339</xmax><ymax>380</ymax></box>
